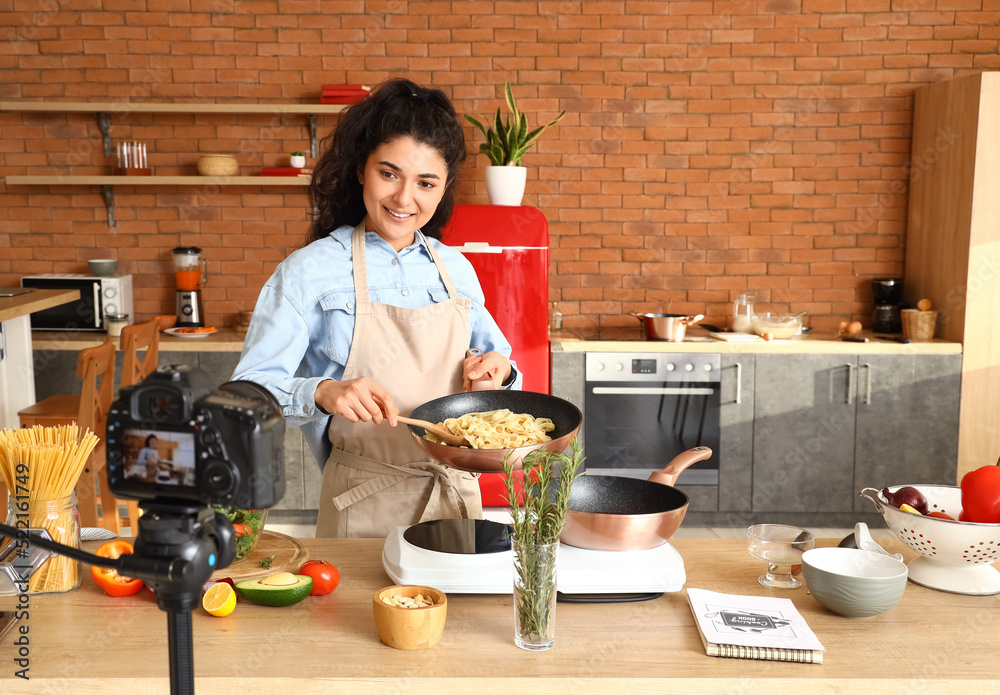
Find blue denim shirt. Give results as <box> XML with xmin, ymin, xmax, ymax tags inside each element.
<box><xmin>232</xmin><ymin>225</ymin><xmax>520</xmax><ymax>465</ymax></box>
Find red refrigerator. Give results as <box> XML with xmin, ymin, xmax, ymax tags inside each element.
<box><xmin>440</xmin><ymin>204</ymin><xmax>550</xmax><ymax>395</ymax></box>
<box><xmin>441</xmin><ymin>205</ymin><xmax>551</xmax><ymax>506</ymax></box>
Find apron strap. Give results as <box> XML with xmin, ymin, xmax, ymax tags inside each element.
<box><xmin>421</xmin><ymin>232</ymin><xmax>460</xmax><ymax>300</ymax></box>
<box><xmin>329</xmin><ymin>447</ymin><xmax>472</xmax><ymax>520</ymax></box>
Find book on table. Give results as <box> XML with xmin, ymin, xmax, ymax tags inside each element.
<box><xmin>686</xmin><ymin>588</ymin><xmax>826</xmax><ymax>664</ymax></box>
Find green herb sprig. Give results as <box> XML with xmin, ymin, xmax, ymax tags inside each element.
<box><xmin>259</xmin><ymin>555</ymin><xmax>274</xmax><ymax>570</ymax></box>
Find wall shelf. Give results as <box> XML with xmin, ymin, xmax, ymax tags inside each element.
<box><xmin>1</xmin><ymin>99</ymin><xmax>340</xmax><ymax>227</ymax></box>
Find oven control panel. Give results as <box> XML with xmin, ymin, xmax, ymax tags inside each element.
<box><xmin>585</xmin><ymin>352</ymin><xmax>721</xmax><ymax>383</ymax></box>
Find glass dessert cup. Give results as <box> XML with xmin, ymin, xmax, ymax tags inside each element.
<box><xmin>747</xmin><ymin>524</ymin><xmax>815</xmax><ymax>589</ymax></box>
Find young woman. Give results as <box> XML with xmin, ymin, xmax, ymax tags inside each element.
<box><xmin>131</xmin><ymin>434</ymin><xmax>160</xmax><ymax>480</ymax></box>
<box><xmin>233</xmin><ymin>79</ymin><xmax>519</xmax><ymax>538</ymax></box>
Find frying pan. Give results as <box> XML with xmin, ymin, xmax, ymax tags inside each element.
<box><xmin>406</xmin><ymin>390</ymin><xmax>582</xmax><ymax>473</ymax></box>
<box><xmin>560</xmin><ymin>446</ymin><xmax>713</xmax><ymax>551</ymax></box>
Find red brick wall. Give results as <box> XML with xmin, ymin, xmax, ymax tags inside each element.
<box><xmin>2</xmin><ymin>1</ymin><xmax>998</xmax><ymax>332</ymax></box>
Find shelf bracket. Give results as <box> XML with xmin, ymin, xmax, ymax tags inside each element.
<box><xmin>308</xmin><ymin>114</ymin><xmax>318</xmax><ymax>158</ymax></box>
<box><xmin>100</xmin><ymin>185</ymin><xmax>116</xmax><ymax>228</ymax></box>
<box><xmin>97</xmin><ymin>112</ymin><xmax>112</xmax><ymax>157</ymax></box>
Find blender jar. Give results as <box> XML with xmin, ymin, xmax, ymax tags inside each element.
<box><xmin>172</xmin><ymin>246</ymin><xmax>207</xmax><ymax>291</ymax></box>
<box><xmin>732</xmin><ymin>293</ymin><xmax>755</xmax><ymax>333</ymax></box>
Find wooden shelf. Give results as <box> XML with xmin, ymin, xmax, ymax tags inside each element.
<box><xmin>0</xmin><ymin>100</ymin><xmax>346</xmax><ymax>115</ymax></box>
<box><xmin>6</xmin><ymin>175</ymin><xmax>310</xmax><ymax>186</ymax></box>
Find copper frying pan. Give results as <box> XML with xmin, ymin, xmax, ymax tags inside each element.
<box><xmin>559</xmin><ymin>446</ymin><xmax>713</xmax><ymax>551</ymax></box>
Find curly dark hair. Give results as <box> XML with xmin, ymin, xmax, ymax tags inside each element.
<box><xmin>307</xmin><ymin>78</ymin><xmax>467</xmax><ymax>243</ymax></box>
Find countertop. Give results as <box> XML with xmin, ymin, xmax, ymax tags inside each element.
<box><xmin>550</xmin><ymin>326</ymin><xmax>962</xmax><ymax>354</ymax></box>
<box><xmin>2</xmin><ymin>536</ymin><xmax>995</xmax><ymax>694</ymax></box>
<box><xmin>31</xmin><ymin>327</ymin><xmax>247</xmax><ymax>353</ymax></box>
<box><xmin>0</xmin><ymin>289</ymin><xmax>79</xmax><ymax>324</ymax></box>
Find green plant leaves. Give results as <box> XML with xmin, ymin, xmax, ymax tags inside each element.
<box><xmin>464</xmin><ymin>81</ymin><xmax>566</xmax><ymax>166</ymax></box>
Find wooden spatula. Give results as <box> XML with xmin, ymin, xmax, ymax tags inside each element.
<box><xmin>396</xmin><ymin>416</ymin><xmax>468</xmax><ymax>447</ymax></box>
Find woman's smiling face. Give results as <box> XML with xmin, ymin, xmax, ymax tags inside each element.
<box><xmin>359</xmin><ymin>135</ymin><xmax>449</xmax><ymax>251</ymax></box>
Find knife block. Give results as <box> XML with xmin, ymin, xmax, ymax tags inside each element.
<box><xmin>112</xmin><ymin>167</ymin><xmax>152</xmax><ymax>176</ymax></box>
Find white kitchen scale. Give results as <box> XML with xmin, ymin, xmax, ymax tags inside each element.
<box><xmin>382</xmin><ymin>518</ymin><xmax>686</xmax><ymax>598</ymax></box>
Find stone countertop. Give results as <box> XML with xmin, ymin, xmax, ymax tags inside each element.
<box><xmin>550</xmin><ymin>326</ymin><xmax>962</xmax><ymax>354</ymax></box>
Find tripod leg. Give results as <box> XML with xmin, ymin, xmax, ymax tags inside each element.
<box><xmin>168</xmin><ymin>609</ymin><xmax>195</xmax><ymax>695</ymax></box>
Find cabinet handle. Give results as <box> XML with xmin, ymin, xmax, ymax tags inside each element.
<box><xmin>734</xmin><ymin>362</ymin><xmax>742</xmax><ymax>405</ymax></box>
<box><xmin>864</xmin><ymin>362</ymin><xmax>872</xmax><ymax>405</ymax></box>
<box><xmin>846</xmin><ymin>363</ymin><xmax>855</xmax><ymax>405</ymax></box>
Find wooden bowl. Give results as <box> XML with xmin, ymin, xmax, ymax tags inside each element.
<box><xmin>197</xmin><ymin>154</ymin><xmax>239</xmax><ymax>176</ymax></box>
<box><xmin>372</xmin><ymin>585</ymin><xmax>447</xmax><ymax>650</ymax></box>
<box><xmin>154</xmin><ymin>315</ymin><xmax>177</xmax><ymax>330</ymax></box>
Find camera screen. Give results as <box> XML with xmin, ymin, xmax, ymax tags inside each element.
<box><xmin>121</xmin><ymin>429</ymin><xmax>196</xmax><ymax>488</ymax></box>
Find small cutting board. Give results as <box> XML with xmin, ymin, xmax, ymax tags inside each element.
<box><xmin>211</xmin><ymin>530</ymin><xmax>309</xmax><ymax>581</ymax></box>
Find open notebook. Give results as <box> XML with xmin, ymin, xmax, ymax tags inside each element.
<box><xmin>687</xmin><ymin>588</ymin><xmax>825</xmax><ymax>664</ymax></box>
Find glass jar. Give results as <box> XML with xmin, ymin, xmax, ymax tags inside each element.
<box><xmin>5</xmin><ymin>494</ymin><xmax>82</xmax><ymax>595</ymax></box>
<box><xmin>106</xmin><ymin>312</ymin><xmax>129</xmax><ymax>337</ymax></box>
<box><xmin>732</xmin><ymin>293</ymin><xmax>755</xmax><ymax>333</ymax></box>
<box><xmin>512</xmin><ymin>539</ymin><xmax>559</xmax><ymax>651</ymax></box>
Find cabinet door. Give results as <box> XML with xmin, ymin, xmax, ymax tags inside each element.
<box><xmin>752</xmin><ymin>354</ymin><xmax>857</xmax><ymax>512</ymax></box>
<box><xmin>719</xmin><ymin>354</ymin><xmax>754</xmax><ymax>512</ymax></box>
<box><xmin>853</xmin><ymin>353</ymin><xmax>961</xmax><ymax>512</ymax></box>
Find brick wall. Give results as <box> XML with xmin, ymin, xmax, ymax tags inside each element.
<box><xmin>2</xmin><ymin>1</ymin><xmax>998</xmax><ymax>332</ymax></box>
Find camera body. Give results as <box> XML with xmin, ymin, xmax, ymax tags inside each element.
<box><xmin>107</xmin><ymin>365</ymin><xmax>285</xmax><ymax>509</ymax></box>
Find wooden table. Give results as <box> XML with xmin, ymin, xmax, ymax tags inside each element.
<box><xmin>2</xmin><ymin>536</ymin><xmax>997</xmax><ymax>694</ymax></box>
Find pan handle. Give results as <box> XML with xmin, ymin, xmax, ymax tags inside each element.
<box><xmin>628</xmin><ymin>311</ymin><xmax>645</xmax><ymax>320</ymax></box>
<box><xmin>682</xmin><ymin>314</ymin><xmax>705</xmax><ymax>326</ymax></box>
<box><xmin>648</xmin><ymin>446</ymin><xmax>713</xmax><ymax>487</ymax></box>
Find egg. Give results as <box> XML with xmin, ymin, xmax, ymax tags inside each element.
<box><xmin>917</xmin><ymin>298</ymin><xmax>932</xmax><ymax>311</ymax></box>
<box><xmin>847</xmin><ymin>321</ymin><xmax>863</xmax><ymax>336</ymax></box>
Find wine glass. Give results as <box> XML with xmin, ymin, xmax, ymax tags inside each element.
<box><xmin>747</xmin><ymin>524</ymin><xmax>815</xmax><ymax>589</ymax></box>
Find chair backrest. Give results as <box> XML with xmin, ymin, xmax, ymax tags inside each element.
<box><xmin>76</xmin><ymin>336</ymin><xmax>117</xmax><ymax>435</ymax></box>
<box><xmin>120</xmin><ymin>318</ymin><xmax>161</xmax><ymax>389</ymax></box>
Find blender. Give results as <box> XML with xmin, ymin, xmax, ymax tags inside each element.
<box><xmin>172</xmin><ymin>246</ymin><xmax>207</xmax><ymax>327</ymax></box>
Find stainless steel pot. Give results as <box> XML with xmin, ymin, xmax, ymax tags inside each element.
<box><xmin>630</xmin><ymin>312</ymin><xmax>704</xmax><ymax>341</ymax></box>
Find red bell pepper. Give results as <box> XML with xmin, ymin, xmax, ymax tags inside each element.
<box><xmin>91</xmin><ymin>540</ymin><xmax>145</xmax><ymax>597</ymax></box>
<box><xmin>960</xmin><ymin>464</ymin><xmax>1000</xmax><ymax>523</ymax></box>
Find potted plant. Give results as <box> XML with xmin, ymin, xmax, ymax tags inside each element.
<box><xmin>465</xmin><ymin>81</ymin><xmax>565</xmax><ymax>206</ymax></box>
<box><xmin>501</xmin><ymin>440</ymin><xmax>584</xmax><ymax>651</ymax></box>
<box><xmin>290</xmin><ymin>151</ymin><xmax>306</xmax><ymax>168</ymax></box>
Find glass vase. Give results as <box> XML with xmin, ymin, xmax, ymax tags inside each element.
<box><xmin>4</xmin><ymin>494</ymin><xmax>82</xmax><ymax>595</ymax></box>
<box><xmin>512</xmin><ymin>540</ymin><xmax>559</xmax><ymax>651</ymax></box>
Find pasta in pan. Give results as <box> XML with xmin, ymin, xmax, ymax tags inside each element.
<box><xmin>422</xmin><ymin>409</ymin><xmax>555</xmax><ymax>449</ymax></box>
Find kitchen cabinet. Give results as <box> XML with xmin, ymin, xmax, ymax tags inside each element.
<box><xmin>718</xmin><ymin>353</ymin><xmax>754</xmax><ymax>513</ymax></box>
<box><xmin>751</xmin><ymin>353</ymin><xmax>960</xmax><ymax>514</ymax></box>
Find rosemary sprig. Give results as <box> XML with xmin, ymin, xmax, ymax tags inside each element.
<box><xmin>502</xmin><ymin>439</ymin><xmax>584</xmax><ymax>640</ymax></box>
<box><xmin>259</xmin><ymin>554</ymin><xmax>274</xmax><ymax>570</ymax></box>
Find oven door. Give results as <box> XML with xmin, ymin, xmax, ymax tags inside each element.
<box><xmin>20</xmin><ymin>277</ymin><xmax>103</xmax><ymax>331</ymax></box>
<box><xmin>584</xmin><ymin>353</ymin><xmax>721</xmax><ymax>485</ymax></box>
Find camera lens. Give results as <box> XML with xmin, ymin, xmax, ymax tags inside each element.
<box><xmin>201</xmin><ymin>460</ymin><xmax>237</xmax><ymax>497</ymax></box>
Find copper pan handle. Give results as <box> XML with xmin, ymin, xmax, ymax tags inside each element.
<box><xmin>629</xmin><ymin>311</ymin><xmax>645</xmax><ymax>320</ymax></box>
<box><xmin>682</xmin><ymin>314</ymin><xmax>704</xmax><ymax>326</ymax></box>
<box><xmin>648</xmin><ymin>446</ymin><xmax>713</xmax><ymax>487</ymax></box>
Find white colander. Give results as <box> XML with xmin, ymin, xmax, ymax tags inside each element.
<box><xmin>860</xmin><ymin>484</ymin><xmax>1000</xmax><ymax>595</ymax></box>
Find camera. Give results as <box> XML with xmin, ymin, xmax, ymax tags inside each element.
<box><xmin>107</xmin><ymin>365</ymin><xmax>286</xmax><ymax>509</ymax></box>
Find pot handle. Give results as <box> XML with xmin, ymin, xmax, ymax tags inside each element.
<box><xmin>858</xmin><ymin>487</ymin><xmax>885</xmax><ymax>514</ymax></box>
<box><xmin>682</xmin><ymin>314</ymin><xmax>705</xmax><ymax>326</ymax></box>
<box><xmin>628</xmin><ymin>311</ymin><xmax>645</xmax><ymax>321</ymax></box>
<box><xmin>648</xmin><ymin>446</ymin><xmax>713</xmax><ymax>487</ymax></box>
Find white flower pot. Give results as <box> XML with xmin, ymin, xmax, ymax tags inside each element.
<box><xmin>290</xmin><ymin>155</ymin><xmax>306</xmax><ymax>168</ymax></box>
<box><xmin>485</xmin><ymin>166</ymin><xmax>527</xmax><ymax>206</ymax></box>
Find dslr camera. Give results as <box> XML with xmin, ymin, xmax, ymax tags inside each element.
<box><xmin>107</xmin><ymin>365</ymin><xmax>285</xmax><ymax>509</ymax></box>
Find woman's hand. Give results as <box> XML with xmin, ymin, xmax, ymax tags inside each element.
<box><xmin>315</xmin><ymin>377</ymin><xmax>399</xmax><ymax>426</ymax></box>
<box><xmin>463</xmin><ymin>350</ymin><xmax>511</xmax><ymax>392</ymax></box>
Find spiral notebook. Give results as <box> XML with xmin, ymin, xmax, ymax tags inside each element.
<box><xmin>687</xmin><ymin>588</ymin><xmax>825</xmax><ymax>664</ymax></box>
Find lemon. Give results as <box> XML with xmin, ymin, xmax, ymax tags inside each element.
<box><xmin>899</xmin><ymin>503</ymin><xmax>921</xmax><ymax>515</ymax></box>
<box><xmin>202</xmin><ymin>582</ymin><xmax>237</xmax><ymax>617</ymax></box>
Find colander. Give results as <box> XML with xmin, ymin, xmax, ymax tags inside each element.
<box><xmin>860</xmin><ymin>485</ymin><xmax>1000</xmax><ymax>595</ymax></box>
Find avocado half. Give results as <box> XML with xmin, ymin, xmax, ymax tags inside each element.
<box><xmin>235</xmin><ymin>572</ymin><xmax>313</xmax><ymax>607</ymax></box>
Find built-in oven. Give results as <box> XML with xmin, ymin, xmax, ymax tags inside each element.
<box><xmin>584</xmin><ymin>352</ymin><xmax>721</xmax><ymax>485</ymax></box>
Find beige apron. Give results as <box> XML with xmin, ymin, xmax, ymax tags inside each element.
<box><xmin>314</xmin><ymin>223</ymin><xmax>482</xmax><ymax>538</ymax></box>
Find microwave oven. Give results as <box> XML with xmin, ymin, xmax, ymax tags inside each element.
<box><xmin>20</xmin><ymin>274</ymin><xmax>134</xmax><ymax>332</ymax></box>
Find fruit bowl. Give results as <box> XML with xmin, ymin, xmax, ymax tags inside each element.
<box><xmin>860</xmin><ymin>485</ymin><xmax>1000</xmax><ymax>595</ymax></box>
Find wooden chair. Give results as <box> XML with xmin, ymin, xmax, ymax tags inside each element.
<box><xmin>112</xmin><ymin>319</ymin><xmax>161</xmax><ymax>535</ymax></box>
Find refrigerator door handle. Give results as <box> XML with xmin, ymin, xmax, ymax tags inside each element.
<box><xmin>452</xmin><ymin>242</ymin><xmax>504</xmax><ymax>254</ymax></box>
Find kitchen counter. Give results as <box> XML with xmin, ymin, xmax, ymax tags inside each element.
<box><xmin>3</xmin><ymin>536</ymin><xmax>996</xmax><ymax>694</ymax></box>
<box><xmin>551</xmin><ymin>327</ymin><xmax>962</xmax><ymax>354</ymax></box>
<box><xmin>31</xmin><ymin>326</ymin><xmax>247</xmax><ymax>353</ymax></box>
<box><xmin>0</xmin><ymin>289</ymin><xmax>79</xmax><ymax>323</ymax></box>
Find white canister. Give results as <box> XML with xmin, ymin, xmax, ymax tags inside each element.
<box><xmin>106</xmin><ymin>313</ymin><xmax>129</xmax><ymax>337</ymax></box>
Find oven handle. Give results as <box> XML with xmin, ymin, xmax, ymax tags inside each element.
<box><xmin>92</xmin><ymin>283</ymin><xmax>102</xmax><ymax>329</ymax></box>
<box><xmin>734</xmin><ymin>362</ymin><xmax>742</xmax><ymax>405</ymax></box>
<box><xmin>591</xmin><ymin>386</ymin><xmax>717</xmax><ymax>396</ymax></box>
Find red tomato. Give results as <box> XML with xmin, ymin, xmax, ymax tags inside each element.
<box><xmin>232</xmin><ymin>523</ymin><xmax>252</xmax><ymax>538</ymax></box>
<box><xmin>298</xmin><ymin>560</ymin><xmax>340</xmax><ymax>595</ymax></box>
<box><xmin>928</xmin><ymin>511</ymin><xmax>955</xmax><ymax>520</ymax></box>
<box><xmin>91</xmin><ymin>540</ymin><xmax>145</xmax><ymax>597</ymax></box>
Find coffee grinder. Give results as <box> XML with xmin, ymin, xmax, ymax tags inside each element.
<box><xmin>172</xmin><ymin>246</ymin><xmax>207</xmax><ymax>327</ymax></box>
<box><xmin>872</xmin><ymin>277</ymin><xmax>905</xmax><ymax>334</ymax></box>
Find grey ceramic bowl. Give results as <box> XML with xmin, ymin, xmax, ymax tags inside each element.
<box><xmin>802</xmin><ymin>547</ymin><xmax>907</xmax><ymax>619</ymax></box>
<box><xmin>88</xmin><ymin>259</ymin><xmax>118</xmax><ymax>277</ymax></box>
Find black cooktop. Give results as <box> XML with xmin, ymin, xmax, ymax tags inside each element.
<box><xmin>402</xmin><ymin>518</ymin><xmax>512</xmax><ymax>555</ymax></box>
